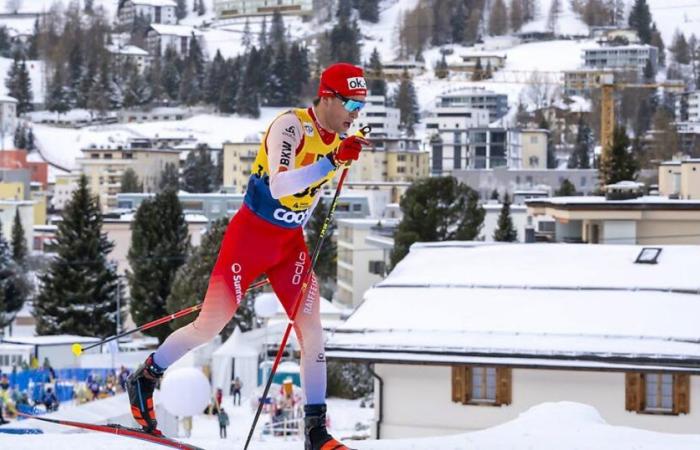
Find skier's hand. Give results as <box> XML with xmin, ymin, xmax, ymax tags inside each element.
<box><xmin>327</xmin><ymin>135</ymin><xmax>372</xmax><ymax>168</ymax></box>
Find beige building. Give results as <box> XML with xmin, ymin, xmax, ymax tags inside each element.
<box><xmin>520</xmin><ymin>129</ymin><xmax>548</xmax><ymax>169</ymax></box>
<box><xmin>51</xmin><ymin>173</ymin><xmax>81</xmax><ymax>211</ymax></box>
<box><xmin>658</xmin><ymin>159</ymin><xmax>700</xmax><ymax>200</ymax></box>
<box><xmin>526</xmin><ymin>181</ymin><xmax>700</xmax><ymax>244</ymax></box>
<box><xmin>222</xmin><ymin>141</ymin><xmax>260</xmax><ymax>193</ymax></box>
<box><xmin>348</xmin><ymin>137</ymin><xmax>429</xmax><ymax>183</ymax></box>
<box><xmin>77</xmin><ymin>145</ymin><xmax>181</xmax><ymax>211</ymax></box>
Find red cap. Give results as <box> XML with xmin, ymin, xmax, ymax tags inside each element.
<box><xmin>318</xmin><ymin>63</ymin><xmax>367</xmax><ymax>98</ymax></box>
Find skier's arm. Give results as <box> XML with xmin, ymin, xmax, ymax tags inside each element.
<box><xmin>267</xmin><ymin>113</ymin><xmax>335</xmax><ymax>199</ymax></box>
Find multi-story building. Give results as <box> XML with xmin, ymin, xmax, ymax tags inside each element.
<box><xmin>0</xmin><ymin>150</ymin><xmax>48</xmax><ymax>188</ymax></box>
<box><xmin>222</xmin><ymin>140</ymin><xmax>261</xmax><ymax>193</ymax></box>
<box><xmin>676</xmin><ymin>90</ymin><xmax>700</xmax><ymax>123</ymax></box>
<box><xmin>0</xmin><ymin>96</ymin><xmax>17</xmax><ymax>138</ymax></box>
<box><xmin>106</xmin><ymin>44</ymin><xmax>152</xmax><ymax>73</ymax></box>
<box><xmin>213</xmin><ymin>0</ymin><xmax>315</xmax><ymax>19</ymax></box>
<box><xmin>51</xmin><ymin>173</ymin><xmax>81</xmax><ymax>211</ymax></box>
<box><xmin>354</xmin><ymin>95</ymin><xmax>400</xmax><ymax>137</ymax></box>
<box><xmin>676</xmin><ymin>122</ymin><xmax>700</xmax><ymax>155</ymax></box>
<box><xmin>425</xmin><ymin>106</ymin><xmax>489</xmax><ymax>175</ymax></box>
<box><xmin>436</xmin><ymin>88</ymin><xmax>508</xmax><ymax>123</ymax></box>
<box><xmin>520</xmin><ymin>129</ymin><xmax>549</xmax><ymax>169</ymax></box>
<box><xmin>382</xmin><ymin>60</ymin><xmax>426</xmax><ymax>80</ymax></box>
<box><xmin>563</xmin><ymin>68</ymin><xmax>638</xmax><ymax>97</ymax></box>
<box><xmin>658</xmin><ymin>159</ymin><xmax>700</xmax><ymax>200</ymax></box>
<box><xmin>448</xmin><ymin>52</ymin><xmax>507</xmax><ymax>77</ymax></box>
<box><xmin>146</xmin><ymin>24</ymin><xmax>203</xmax><ymax>57</ymax></box>
<box><xmin>336</xmin><ymin>218</ymin><xmax>396</xmax><ymax>308</ymax></box>
<box><xmin>117</xmin><ymin>0</ymin><xmax>177</xmax><ymax>27</ymax></box>
<box><xmin>583</xmin><ymin>44</ymin><xmax>658</xmax><ymax>73</ymax></box>
<box><xmin>77</xmin><ymin>141</ymin><xmax>181</xmax><ymax>211</ymax></box>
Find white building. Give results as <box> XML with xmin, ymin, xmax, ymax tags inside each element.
<box><xmin>213</xmin><ymin>0</ymin><xmax>314</xmax><ymax>19</ymax></box>
<box><xmin>106</xmin><ymin>44</ymin><xmax>152</xmax><ymax>73</ymax></box>
<box><xmin>355</xmin><ymin>95</ymin><xmax>400</xmax><ymax>138</ymax></box>
<box><xmin>676</xmin><ymin>90</ymin><xmax>700</xmax><ymax>123</ymax></box>
<box><xmin>583</xmin><ymin>45</ymin><xmax>659</xmax><ymax>73</ymax></box>
<box><xmin>147</xmin><ymin>24</ymin><xmax>203</xmax><ymax>57</ymax></box>
<box><xmin>336</xmin><ymin>218</ymin><xmax>396</xmax><ymax>308</ymax></box>
<box><xmin>0</xmin><ymin>95</ymin><xmax>18</xmax><ymax>139</ymax></box>
<box><xmin>436</xmin><ymin>88</ymin><xmax>509</xmax><ymax>123</ymax></box>
<box><xmin>118</xmin><ymin>0</ymin><xmax>177</xmax><ymax>27</ymax></box>
<box><xmin>327</xmin><ymin>242</ymin><xmax>700</xmax><ymax>438</ymax></box>
<box><xmin>424</xmin><ymin>107</ymin><xmax>489</xmax><ymax>174</ymax></box>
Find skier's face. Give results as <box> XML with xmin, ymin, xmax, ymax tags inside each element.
<box><xmin>327</xmin><ymin>94</ymin><xmax>366</xmax><ymax>133</ymax></box>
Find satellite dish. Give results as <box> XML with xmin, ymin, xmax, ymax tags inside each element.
<box><xmin>255</xmin><ymin>293</ymin><xmax>279</xmax><ymax>318</ymax></box>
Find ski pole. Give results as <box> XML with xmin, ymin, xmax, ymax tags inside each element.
<box><xmin>243</xmin><ymin>126</ymin><xmax>371</xmax><ymax>449</ymax></box>
<box><xmin>71</xmin><ymin>277</ymin><xmax>271</xmax><ymax>356</ymax></box>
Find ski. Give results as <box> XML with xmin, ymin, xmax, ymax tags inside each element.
<box><xmin>16</xmin><ymin>412</ymin><xmax>205</xmax><ymax>450</ymax></box>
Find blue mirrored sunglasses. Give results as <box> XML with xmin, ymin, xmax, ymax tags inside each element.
<box><xmin>332</xmin><ymin>90</ymin><xmax>365</xmax><ymax>113</ymax></box>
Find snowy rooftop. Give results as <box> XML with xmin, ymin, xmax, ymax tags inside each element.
<box><xmin>526</xmin><ymin>195</ymin><xmax>700</xmax><ymax>207</ymax></box>
<box><xmin>149</xmin><ymin>24</ymin><xmax>203</xmax><ymax>37</ymax></box>
<box><xmin>129</xmin><ymin>0</ymin><xmax>176</xmax><ymax>7</ymax></box>
<box><xmin>327</xmin><ymin>243</ymin><xmax>700</xmax><ymax>369</ymax></box>
<box><xmin>2</xmin><ymin>335</ymin><xmax>100</xmax><ymax>345</ymax></box>
<box><xmin>105</xmin><ymin>44</ymin><xmax>150</xmax><ymax>56</ymax></box>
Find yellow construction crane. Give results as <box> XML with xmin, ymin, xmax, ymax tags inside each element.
<box><xmin>595</xmin><ymin>73</ymin><xmax>685</xmax><ymax>152</ymax></box>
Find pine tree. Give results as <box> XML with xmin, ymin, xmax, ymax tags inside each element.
<box><xmin>547</xmin><ymin>0</ymin><xmax>562</xmax><ymax>33</ymax></box>
<box><xmin>305</xmin><ymin>199</ymin><xmax>337</xmax><ymax>300</ymax></box>
<box><xmin>450</xmin><ymin>0</ymin><xmax>467</xmax><ymax>44</ymax></box>
<box><xmin>5</xmin><ymin>51</ymin><xmax>20</xmax><ymax>105</ymax></box>
<box><xmin>489</xmin><ymin>0</ymin><xmax>508</xmax><ymax>36</ymax></box>
<box><xmin>11</xmin><ymin>208</ymin><xmax>27</xmax><ymax>267</ymax></box>
<box><xmin>176</xmin><ymin>0</ymin><xmax>187</xmax><ymax>20</ymax></box>
<box><xmin>472</xmin><ymin>58</ymin><xmax>484</xmax><ymax>81</ymax></box>
<box><xmin>599</xmin><ymin>125</ymin><xmax>639</xmax><ymax>186</ymax></box>
<box><xmin>159</xmin><ymin>162</ymin><xmax>180</xmax><ymax>192</ymax></box>
<box><xmin>46</xmin><ymin>66</ymin><xmax>71</xmax><ymax>118</ymax></box>
<box><xmin>287</xmin><ymin>44</ymin><xmax>309</xmax><ymax>104</ymax></box>
<box><xmin>539</xmin><ymin>116</ymin><xmax>557</xmax><ymax>168</ymax></box>
<box><xmin>435</xmin><ymin>53</ymin><xmax>449</xmax><ymax>79</ymax></box>
<box><xmin>197</xmin><ymin>0</ymin><xmax>205</xmax><ymax>16</ymax></box>
<box><xmin>123</xmin><ymin>64</ymin><xmax>148</xmax><ymax>108</ymax></box>
<box><xmin>391</xmin><ymin>177</ymin><xmax>485</xmax><ymax>268</ymax></box>
<box><xmin>650</xmin><ymin>24</ymin><xmax>665</xmax><ymax>67</ymax></box>
<box><xmin>358</xmin><ymin>0</ymin><xmax>379</xmax><ymax>23</ymax></box>
<box><xmin>14</xmin><ymin>124</ymin><xmax>26</xmax><ymax>149</ymax></box>
<box><xmin>27</xmin><ymin>19</ymin><xmax>39</xmax><ymax>59</ymax></box>
<box><xmin>242</xmin><ymin>18</ymin><xmax>252</xmax><ymax>50</ymax></box>
<box><xmin>628</xmin><ymin>0</ymin><xmax>652</xmax><ymax>44</ymax></box>
<box><xmin>258</xmin><ymin>16</ymin><xmax>267</xmax><ymax>48</ymax></box>
<box><xmin>568</xmin><ymin>116</ymin><xmax>592</xmax><ymax>169</ymax></box>
<box><xmin>671</xmin><ymin>30</ymin><xmax>690</xmax><ymax>65</ymax></box>
<box><xmin>266</xmin><ymin>43</ymin><xmax>291</xmax><ymax>106</ymax></box>
<box><xmin>205</xmin><ymin>50</ymin><xmax>227</xmax><ymax>105</ymax></box>
<box><xmin>493</xmin><ymin>193</ymin><xmax>517</xmax><ymax>242</ymax></box>
<box><xmin>179</xmin><ymin>63</ymin><xmax>201</xmax><ymax>106</ymax></box>
<box><xmin>218</xmin><ymin>57</ymin><xmax>241</xmax><ymax>113</ymax></box>
<box><xmin>555</xmin><ymin>178</ymin><xmax>577</xmax><ymax>196</ymax></box>
<box><xmin>491</xmin><ymin>189</ymin><xmax>500</xmax><ymax>201</ymax></box>
<box><xmin>161</xmin><ymin>46</ymin><xmax>182</xmax><ymax>100</ymax></box>
<box><xmin>0</xmin><ymin>219</ymin><xmax>30</xmax><ymax>329</ymax></box>
<box><xmin>395</xmin><ymin>70</ymin><xmax>419</xmax><ymax>136</ymax></box>
<box><xmin>16</xmin><ymin>58</ymin><xmax>33</xmax><ymax>114</ymax></box>
<box><xmin>235</xmin><ymin>48</ymin><xmax>260</xmax><ymax>118</ymax></box>
<box><xmin>510</xmin><ymin>0</ymin><xmax>525</xmax><ymax>32</ymax></box>
<box><xmin>465</xmin><ymin>8</ymin><xmax>482</xmax><ymax>44</ymax></box>
<box><xmin>182</xmin><ymin>145</ymin><xmax>215</xmax><ymax>193</ymax></box>
<box><xmin>330</xmin><ymin>16</ymin><xmax>361</xmax><ymax>64</ymax></box>
<box><xmin>270</xmin><ymin>10</ymin><xmax>286</xmax><ymax>51</ymax></box>
<box><xmin>120</xmin><ymin>168</ymin><xmax>142</xmax><ymax>193</ymax></box>
<box><xmin>34</xmin><ymin>176</ymin><xmax>120</xmax><ymax>336</ymax></box>
<box><xmin>367</xmin><ymin>48</ymin><xmax>387</xmax><ymax>95</ymax></box>
<box><xmin>167</xmin><ymin>218</ymin><xmax>256</xmax><ymax>333</ymax></box>
<box><xmin>128</xmin><ymin>189</ymin><xmax>190</xmax><ymax>342</ymax></box>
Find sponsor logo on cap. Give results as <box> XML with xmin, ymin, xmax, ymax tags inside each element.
<box><xmin>347</xmin><ymin>77</ymin><xmax>367</xmax><ymax>90</ymax></box>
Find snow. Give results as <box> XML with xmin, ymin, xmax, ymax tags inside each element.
<box><xmin>2</xmin><ymin>400</ymin><xmax>700</xmax><ymax>449</ymax></box>
<box><xmin>520</xmin><ymin>0</ymin><xmax>590</xmax><ymax>36</ymax></box>
<box><xmin>529</xmin><ymin>195</ymin><xmax>700</xmax><ymax>205</ymax></box>
<box><xmin>360</xmin><ymin>0</ymin><xmax>421</xmax><ymax>62</ymax></box>
<box><xmin>648</xmin><ymin>0</ymin><xmax>700</xmax><ymax>45</ymax></box>
<box><xmin>150</xmin><ymin>23</ymin><xmax>203</xmax><ymax>37</ymax></box>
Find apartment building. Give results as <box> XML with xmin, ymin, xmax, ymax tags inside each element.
<box><xmin>213</xmin><ymin>0</ymin><xmax>314</xmax><ymax>19</ymax></box>
<box><xmin>436</xmin><ymin>88</ymin><xmax>508</xmax><ymax>123</ymax></box>
<box><xmin>146</xmin><ymin>24</ymin><xmax>203</xmax><ymax>57</ymax></box>
<box><xmin>77</xmin><ymin>142</ymin><xmax>181</xmax><ymax>211</ymax></box>
<box><xmin>355</xmin><ymin>95</ymin><xmax>400</xmax><ymax>137</ymax></box>
<box><xmin>583</xmin><ymin>45</ymin><xmax>658</xmax><ymax>73</ymax></box>
<box><xmin>118</xmin><ymin>0</ymin><xmax>177</xmax><ymax>27</ymax></box>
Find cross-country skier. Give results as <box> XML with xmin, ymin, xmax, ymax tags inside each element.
<box><xmin>127</xmin><ymin>62</ymin><xmax>371</xmax><ymax>450</ymax></box>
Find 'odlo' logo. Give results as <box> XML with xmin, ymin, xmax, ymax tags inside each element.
<box><xmin>347</xmin><ymin>77</ymin><xmax>366</xmax><ymax>90</ymax></box>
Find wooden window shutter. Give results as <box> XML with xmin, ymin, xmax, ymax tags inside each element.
<box><xmin>673</xmin><ymin>374</ymin><xmax>690</xmax><ymax>414</ymax></box>
<box><xmin>625</xmin><ymin>373</ymin><xmax>645</xmax><ymax>412</ymax></box>
<box><xmin>495</xmin><ymin>367</ymin><xmax>512</xmax><ymax>406</ymax></box>
<box><xmin>451</xmin><ymin>366</ymin><xmax>471</xmax><ymax>404</ymax></box>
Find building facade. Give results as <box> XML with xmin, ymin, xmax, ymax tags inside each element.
<box><xmin>213</xmin><ymin>0</ymin><xmax>314</xmax><ymax>19</ymax></box>
<box><xmin>77</xmin><ymin>142</ymin><xmax>181</xmax><ymax>211</ymax></box>
<box><xmin>436</xmin><ymin>88</ymin><xmax>509</xmax><ymax>123</ymax></box>
<box><xmin>583</xmin><ymin>45</ymin><xmax>658</xmax><ymax>73</ymax></box>
<box><xmin>354</xmin><ymin>95</ymin><xmax>400</xmax><ymax>137</ymax></box>
<box><xmin>118</xmin><ymin>0</ymin><xmax>177</xmax><ymax>27</ymax></box>
<box><xmin>147</xmin><ymin>24</ymin><xmax>203</xmax><ymax>57</ymax></box>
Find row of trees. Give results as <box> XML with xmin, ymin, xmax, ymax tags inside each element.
<box><xmin>0</xmin><ymin>211</ymin><xmax>31</xmax><ymax>332</ymax></box>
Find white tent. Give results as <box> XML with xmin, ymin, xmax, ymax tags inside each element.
<box><xmin>211</xmin><ymin>327</ymin><xmax>258</xmax><ymax>401</ymax></box>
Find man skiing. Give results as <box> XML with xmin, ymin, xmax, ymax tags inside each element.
<box><xmin>127</xmin><ymin>62</ymin><xmax>371</xmax><ymax>450</ymax></box>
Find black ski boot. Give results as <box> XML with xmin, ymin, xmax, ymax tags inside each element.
<box><xmin>304</xmin><ymin>404</ymin><xmax>350</xmax><ymax>450</ymax></box>
<box><xmin>127</xmin><ymin>353</ymin><xmax>165</xmax><ymax>434</ymax></box>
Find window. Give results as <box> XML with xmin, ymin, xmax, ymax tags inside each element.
<box><xmin>452</xmin><ymin>366</ymin><xmax>511</xmax><ymax>406</ymax></box>
<box><xmin>530</xmin><ymin>136</ymin><xmax>538</xmax><ymax>143</ymax></box>
<box><xmin>625</xmin><ymin>372</ymin><xmax>689</xmax><ymax>415</ymax></box>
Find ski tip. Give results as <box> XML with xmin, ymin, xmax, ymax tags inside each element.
<box><xmin>71</xmin><ymin>343</ymin><xmax>83</xmax><ymax>356</ymax></box>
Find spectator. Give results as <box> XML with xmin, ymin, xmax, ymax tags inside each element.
<box><xmin>42</xmin><ymin>386</ymin><xmax>59</xmax><ymax>412</ymax></box>
<box><xmin>0</xmin><ymin>374</ymin><xmax>9</xmax><ymax>391</ymax></box>
<box><xmin>215</xmin><ymin>387</ymin><xmax>223</xmax><ymax>410</ymax></box>
<box><xmin>231</xmin><ymin>377</ymin><xmax>242</xmax><ymax>406</ymax></box>
<box><xmin>43</xmin><ymin>358</ymin><xmax>57</xmax><ymax>383</ymax></box>
<box><xmin>218</xmin><ymin>407</ymin><xmax>229</xmax><ymax>439</ymax></box>
<box><xmin>118</xmin><ymin>366</ymin><xmax>130</xmax><ymax>392</ymax></box>
<box><xmin>0</xmin><ymin>389</ymin><xmax>9</xmax><ymax>424</ymax></box>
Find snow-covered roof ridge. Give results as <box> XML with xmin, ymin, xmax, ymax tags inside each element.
<box><xmin>149</xmin><ymin>23</ymin><xmax>203</xmax><ymax>37</ymax></box>
<box><xmin>380</xmin><ymin>242</ymin><xmax>700</xmax><ymax>292</ymax></box>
